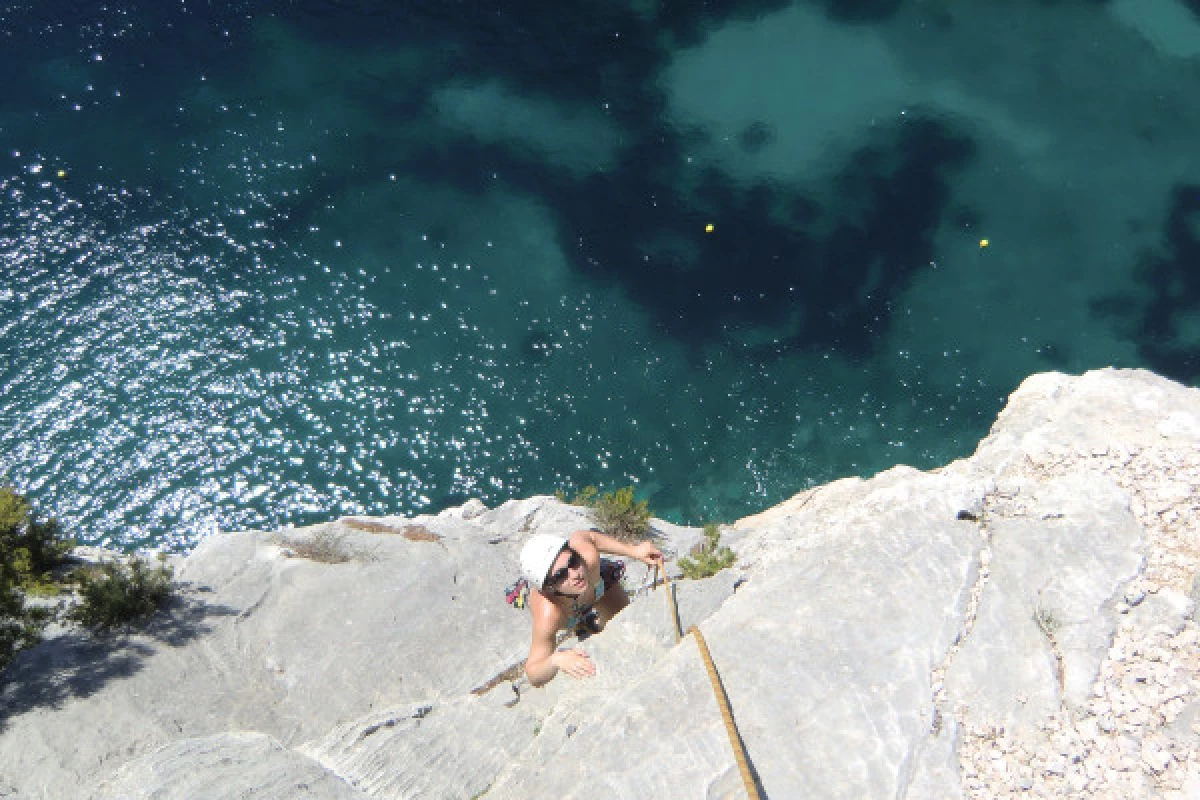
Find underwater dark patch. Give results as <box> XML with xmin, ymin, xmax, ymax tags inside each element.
<box><xmin>279</xmin><ymin>0</ymin><xmax>662</xmax><ymax>109</ymax></box>
<box><xmin>399</xmin><ymin>110</ymin><xmax>974</xmax><ymax>361</ymax></box>
<box><xmin>655</xmin><ymin>0</ymin><xmax>796</xmax><ymax>47</ymax></box>
<box><xmin>950</xmin><ymin>205</ymin><xmax>983</xmax><ymax>231</ymax></box>
<box><xmin>810</xmin><ymin>0</ymin><xmax>905</xmax><ymax>24</ymax></box>
<box><xmin>1036</xmin><ymin>341</ymin><xmax>1070</xmax><ymax>369</ymax></box>
<box><xmin>573</xmin><ymin>115</ymin><xmax>973</xmax><ymax>358</ymax></box>
<box><xmin>1131</xmin><ymin>184</ymin><xmax>1200</xmax><ymax>384</ymax></box>
<box><xmin>1</xmin><ymin>2</ymin><xmax>253</xmax><ymax>109</ymax></box>
<box><xmin>738</xmin><ymin>121</ymin><xmax>776</xmax><ymax>154</ymax></box>
<box><xmin>81</xmin><ymin>0</ymin><xmax>980</xmax><ymax>371</ymax></box>
<box><xmin>273</xmin><ymin>0</ymin><xmax>825</xmax><ymax>114</ymax></box>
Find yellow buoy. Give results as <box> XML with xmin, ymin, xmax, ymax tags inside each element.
<box><xmin>57</xmin><ymin>169</ymin><xmax>67</xmax><ymax>178</ymax></box>
<box><xmin>979</xmin><ymin>238</ymin><xmax>989</xmax><ymax>248</ymax></box>
<box><xmin>705</xmin><ymin>223</ymin><xmax>715</xmax><ymax>234</ymax></box>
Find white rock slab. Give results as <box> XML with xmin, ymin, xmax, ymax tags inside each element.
<box><xmin>87</xmin><ymin>731</ymin><xmax>365</xmax><ymax>799</ymax></box>
<box><xmin>944</xmin><ymin>470</ymin><xmax>1144</xmax><ymax>726</ymax></box>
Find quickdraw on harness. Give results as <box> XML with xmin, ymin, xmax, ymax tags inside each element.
<box><xmin>504</xmin><ymin>577</ymin><xmax>530</xmax><ymax>610</ymax></box>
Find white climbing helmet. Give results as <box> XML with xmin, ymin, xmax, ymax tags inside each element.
<box><xmin>520</xmin><ymin>533</ymin><xmax>569</xmax><ymax>591</ymax></box>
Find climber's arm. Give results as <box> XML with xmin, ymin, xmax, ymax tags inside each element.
<box><xmin>577</xmin><ymin>529</ymin><xmax>662</xmax><ymax>567</ymax></box>
<box><xmin>524</xmin><ymin>591</ymin><xmax>593</xmax><ymax>686</ymax></box>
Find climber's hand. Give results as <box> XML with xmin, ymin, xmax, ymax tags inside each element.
<box><xmin>551</xmin><ymin>648</ymin><xmax>595</xmax><ymax>679</ymax></box>
<box><xmin>632</xmin><ymin>541</ymin><xmax>662</xmax><ymax>567</ymax></box>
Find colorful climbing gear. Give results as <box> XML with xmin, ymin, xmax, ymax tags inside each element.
<box><xmin>504</xmin><ymin>577</ymin><xmax>530</xmax><ymax>610</ymax></box>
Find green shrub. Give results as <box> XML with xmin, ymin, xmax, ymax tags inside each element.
<box><xmin>556</xmin><ymin>485</ymin><xmax>652</xmax><ymax>542</ymax></box>
<box><xmin>556</xmin><ymin>485</ymin><xmax>599</xmax><ymax>507</ymax></box>
<box><xmin>0</xmin><ymin>486</ymin><xmax>72</xmax><ymax>588</ymax></box>
<box><xmin>68</xmin><ymin>556</ymin><xmax>174</xmax><ymax>630</ymax></box>
<box><xmin>591</xmin><ymin>486</ymin><xmax>652</xmax><ymax>542</ymax></box>
<box><xmin>571</xmin><ymin>485</ymin><xmax>599</xmax><ymax>507</ymax></box>
<box><xmin>0</xmin><ymin>580</ymin><xmax>49</xmax><ymax>672</ymax></box>
<box><xmin>678</xmin><ymin>523</ymin><xmax>736</xmax><ymax>580</ymax></box>
<box><xmin>1</xmin><ymin>486</ymin><xmax>71</xmax><ymax>669</ymax></box>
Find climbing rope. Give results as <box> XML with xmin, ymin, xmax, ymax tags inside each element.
<box><xmin>658</xmin><ymin>561</ymin><xmax>683</xmax><ymax>644</ymax></box>
<box><xmin>655</xmin><ymin>562</ymin><xmax>762</xmax><ymax>800</ymax></box>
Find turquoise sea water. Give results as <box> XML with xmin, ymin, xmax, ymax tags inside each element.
<box><xmin>2</xmin><ymin>1</ymin><xmax>1198</xmax><ymax>550</ymax></box>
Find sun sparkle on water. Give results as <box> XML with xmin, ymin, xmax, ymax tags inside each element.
<box><xmin>3</xmin><ymin>0</ymin><xmax>1198</xmax><ymax>549</ymax></box>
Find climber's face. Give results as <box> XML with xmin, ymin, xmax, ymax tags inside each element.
<box><xmin>547</xmin><ymin>547</ymin><xmax>586</xmax><ymax>590</ymax></box>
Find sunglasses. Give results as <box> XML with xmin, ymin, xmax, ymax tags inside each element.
<box><xmin>546</xmin><ymin>548</ymin><xmax>583</xmax><ymax>587</ymax></box>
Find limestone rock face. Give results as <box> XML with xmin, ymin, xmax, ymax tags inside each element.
<box><xmin>90</xmin><ymin>732</ymin><xmax>368</xmax><ymax>800</ymax></box>
<box><xmin>1</xmin><ymin>368</ymin><xmax>1198</xmax><ymax>799</ymax></box>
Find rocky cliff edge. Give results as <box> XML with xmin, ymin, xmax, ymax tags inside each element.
<box><xmin>1</xmin><ymin>368</ymin><xmax>1197</xmax><ymax>799</ymax></box>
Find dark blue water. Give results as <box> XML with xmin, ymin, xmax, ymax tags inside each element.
<box><xmin>2</xmin><ymin>0</ymin><xmax>1199</xmax><ymax>550</ymax></box>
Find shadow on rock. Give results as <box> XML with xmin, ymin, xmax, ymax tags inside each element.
<box><xmin>0</xmin><ymin>592</ymin><xmax>238</xmax><ymax>732</ymax></box>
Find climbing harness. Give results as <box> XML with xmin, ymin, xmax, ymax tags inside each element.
<box><xmin>655</xmin><ymin>562</ymin><xmax>762</xmax><ymax>800</ymax></box>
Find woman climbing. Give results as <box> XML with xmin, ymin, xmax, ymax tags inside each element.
<box><xmin>517</xmin><ymin>530</ymin><xmax>662</xmax><ymax>686</ymax></box>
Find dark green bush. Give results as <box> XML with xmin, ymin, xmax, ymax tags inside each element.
<box><xmin>0</xmin><ymin>486</ymin><xmax>72</xmax><ymax>588</ymax></box>
<box><xmin>678</xmin><ymin>523</ymin><xmax>736</xmax><ymax>580</ymax></box>
<box><xmin>0</xmin><ymin>580</ymin><xmax>49</xmax><ymax>672</ymax></box>
<box><xmin>591</xmin><ymin>486</ymin><xmax>651</xmax><ymax>543</ymax></box>
<box><xmin>571</xmin><ymin>485</ymin><xmax>599</xmax><ymax>507</ymax></box>
<box><xmin>557</xmin><ymin>485</ymin><xmax>652</xmax><ymax>542</ymax></box>
<box><xmin>68</xmin><ymin>556</ymin><xmax>174</xmax><ymax>630</ymax></box>
<box><xmin>556</xmin><ymin>485</ymin><xmax>598</xmax><ymax>507</ymax></box>
<box><xmin>1</xmin><ymin>486</ymin><xmax>70</xmax><ymax>669</ymax></box>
